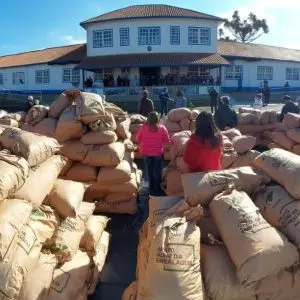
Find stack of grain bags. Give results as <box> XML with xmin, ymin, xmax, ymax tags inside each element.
<box><xmin>0</xmin><ymin>126</ymin><xmax>110</xmax><ymax>300</ymax></box>
<box><xmin>21</xmin><ymin>90</ymin><xmax>142</xmax><ymax>215</ymax></box>
<box><xmin>0</xmin><ymin>109</ymin><xmax>27</xmax><ymax>127</ymax></box>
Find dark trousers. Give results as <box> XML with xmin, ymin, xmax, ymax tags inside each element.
<box><xmin>161</xmin><ymin>101</ymin><xmax>168</xmax><ymax>116</ymax></box>
<box><xmin>210</xmin><ymin>101</ymin><xmax>217</xmax><ymax>114</ymax></box>
<box><xmin>144</xmin><ymin>155</ymin><xmax>163</xmax><ymax>194</ymax></box>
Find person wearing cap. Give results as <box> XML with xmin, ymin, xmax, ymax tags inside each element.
<box><xmin>214</xmin><ymin>96</ymin><xmax>238</xmax><ymax>130</ymax></box>
<box><xmin>139</xmin><ymin>90</ymin><xmax>154</xmax><ymax>117</ymax></box>
<box><xmin>279</xmin><ymin>95</ymin><xmax>299</xmax><ymax>122</ymax></box>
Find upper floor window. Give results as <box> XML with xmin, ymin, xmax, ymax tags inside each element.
<box><xmin>93</xmin><ymin>29</ymin><xmax>113</xmax><ymax>48</ymax></box>
<box><xmin>257</xmin><ymin>66</ymin><xmax>273</xmax><ymax>80</ymax></box>
<box><xmin>120</xmin><ymin>28</ymin><xmax>129</xmax><ymax>46</ymax></box>
<box><xmin>225</xmin><ymin>65</ymin><xmax>243</xmax><ymax>79</ymax></box>
<box><xmin>94</xmin><ymin>69</ymin><xmax>113</xmax><ymax>82</ymax></box>
<box><xmin>138</xmin><ymin>27</ymin><xmax>161</xmax><ymax>45</ymax></box>
<box><xmin>35</xmin><ymin>69</ymin><xmax>50</xmax><ymax>84</ymax></box>
<box><xmin>170</xmin><ymin>26</ymin><xmax>180</xmax><ymax>45</ymax></box>
<box><xmin>12</xmin><ymin>72</ymin><xmax>25</xmax><ymax>85</ymax></box>
<box><xmin>188</xmin><ymin>27</ymin><xmax>210</xmax><ymax>45</ymax></box>
<box><xmin>286</xmin><ymin>67</ymin><xmax>299</xmax><ymax>80</ymax></box>
<box><xmin>0</xmin><ymin>73</ymin><xmax>3</xmax><ymax>85</ymax></box>
<box><xmin>63</xmin><ymin>68</ymin><xmax>80</xmax><ymax>83</ymax></box>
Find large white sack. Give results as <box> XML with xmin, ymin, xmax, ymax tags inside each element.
<box><xmin>210</xmin><ymin>188</ymin><xmax>299</xmax><ymax>286</ymax></box>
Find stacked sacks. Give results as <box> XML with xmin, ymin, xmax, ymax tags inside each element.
<box><xmin>0</xmin><ymin>111</ymin><xmax>27</xmax><ymax>127</ymax></box>
<box><xmin>129</xmin><ymin>114</ymin><xmax>146</xmax><ymax>159</ymax></box>
<box><xmin>164</xmin><ymin>108</ymin><xmax>193</xmax><ymax>133</ymax></box>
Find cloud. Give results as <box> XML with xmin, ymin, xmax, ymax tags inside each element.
<box><xmin>49</xmin><ymin>31</ymin><xmax>85</xmax><ymax>45</ymax></box>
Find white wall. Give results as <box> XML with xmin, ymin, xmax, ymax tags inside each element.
<box><xmin>0</xmin><ymin>64</ymin><xmax>83</xmax><ymax>91</ymax></box>
<box><xmin>86</xmin><ymin>18</ymin><xmax>218</xmax><ymax>56</ymax></box>
<box><xmin>222</xmin><ymin>59</ymin><xmax>300</xmax><ymax>88</ymax></box>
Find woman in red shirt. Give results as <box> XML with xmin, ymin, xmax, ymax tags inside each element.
<box><xmin>136</xmin><ymin>111</ymin><xmax>170</xmax><ymax>194</ymax></box>
<box><xmin>184</xmin><ymin>111</ymin><xmax>223</xmax><ymax>173</ymax></box>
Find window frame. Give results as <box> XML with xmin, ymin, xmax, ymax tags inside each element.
<box><xmin>119</xmin><ymin>27</ymin><xmax>129</xmax><ymax>47</ymax></box>
<box><xmin>257</xmin><ymin>66</ymin><xmax>273</xmax><ymax>80</ymax></box>
<box><xmin>63</xmin><ymin>68</ymin><xmax>80</xmax><ymax>83</ymax></box>
<box><xmin>12</xmin><ymin>72</ymin><xmax>25</xmax><ymax>85</ymax></box>
<box><xmin>188</xmin><ymin>27</ymin><xmax>211</xmax><ymax>45</ymax></box>
<box><xmin>35</xmin><ymin>69</ymin><xmax>50</xmax><ymax>84</ymax></box>
<box><xmin>94</xmin><ymin>68</ymin><xmax>114</xmax><ymax>82</ymax></box>
<box><xmin>0</xmin><ymin>73</ymin><xmax>3</xmax><ymax>85</ymax></box>
<box><xmin>286</xmin><ymin>67</ymin><xmax>299</xmax><ymax>81</ymax></box>
<box><xmin>170</xmin><ymin>26</ymin><xmax>180</xmax><ymax>45</ymax></box>
<box><xmin>225</xmin><ymin>65</ymin><xmax>243</xmax><ymax>80</ymax></box>
<box><xmin>93</xmin><ymin>29</ymin><xmax>113</xmax><ymax>48</ymax></box>
<box><xmin>138</xmin><ymin>26</ymin><xmax>161</xmax><ymax>45</ymax></box>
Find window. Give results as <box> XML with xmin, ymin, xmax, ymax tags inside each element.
<box><xmin>93</xmin><ymin>29</ymin><xmax>113</xmax><ymax>48</ymax></box>
<box><xmin>257</xmin><ymin>66</ymin><xmax>273</xmax><ymax>80</ymax></box>
<box><xmin>138</xmin><ymin>27</ymin><xmax>161</xmax><ymax>45</ymax></box>
<box><xmin>63</xmin><ymin>68</ymin><xmax>80</xmax><ymax>83</ymax></box>
<box><xmin>0</xmin><ymin>73</ymin><xmax>3</xmax><ymax>85</ymax></box>
<box><xmin>199</xmin><ymin>67</ymin><xmax>209</xmax><ymax>77</ymax></box>
<box><xmin>170</xmin><ymin>26</ymin><xmax>180</xmax><ymax>45</ymax></box>
<box><xmin>225</xmin><ymin>65</ymin><xmax>243</xmax><ymax>80</ymax></box>
<box><xmin>12</xmin><ymin>72</ymin><xmax>25</xmax><ymax>85</ymax></box>
<box><xmin>170</xmin><ymin>66</ymin><xmax>180</xmax><ymax>75</ymax></box>
<box><xmin>187</xmin><ymin>66</ymin><xmax>199</xmax><ymax>76</ymax></box>
<box><xmin>286</xmin><ymin>67</ymin><xmax>299</xmax><ymax>80</ymax></box>
<box><xmin>94</xmin><ymin>69</ymin><xmax>114</xmax><ymax>82</ymax></box>
<box><xmin>119</xmin><ymin>28</ymin><xmax>129</xmax><ymax>46</ymax></box>
<box><xmin>35</xmin><ymin>69</ymin><xmax>50</xmax><ymax>84</ymax></box>
<box><xmin>188</xmin><ymin>27</ymin><xmax>210</xmax><ymax>45</ymax></box>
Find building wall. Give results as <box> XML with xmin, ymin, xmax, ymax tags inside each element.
<box><xmin>0</xmin><ymin>63</ymin><xmax>82</xmax><ymax>91</ymax></box>
<box><xmin>86</xmin><ymin>18</ymin><xmax>218</xmax><ymax>56</ymax></box>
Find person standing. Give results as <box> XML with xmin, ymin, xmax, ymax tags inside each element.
<box><xmin>279</xmin><ymin>95</ymin><xmax>300</xmax><ymax>122</ymax></box>
<box><xmin>24</xmin><ymin>96</ymin><xmax>37</xmax><ymax>112</ymax></box>
<box><xmin>136</xmin><ymin>111</ymin><xmax>170</xmax><ymax>195</ymax></box>
<box><xmin>183</xmin><ymin>111</ymin><xmax>223</xmax><ymax>173</ymax></box>
<box><xmin>139</xmin><ymin>90</ymin><xmax>154</xmax><ymax>117</ymax></box>
<box><xmin>175</xmin><ymin>91</ymin><xmax>187</xmax><ymax>108</ymax></box>
<box><xmin>214</xmin><ymin>96</ymin><xmax>238</xmax><ymax>130</ymax></box>
<box><xmin>263</xmin><ymin>81</ymin><xmax>271</xmax><ymax>106</ymax></box>
<box><xmin>159</xmin><ymin>87</ymin><xmax>173</xmax><ymax>116</ymax></box>
<box><xmin>208</xmin><ymin>87</ymin><xmax>219</xmax><ymax>114</ymax></box>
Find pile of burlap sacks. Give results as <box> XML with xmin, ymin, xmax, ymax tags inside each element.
<box><xmin>161</xmin><ymin>128</ymin><xmax>259</xmax><ymax>196</ymax></box>
<box><xmin>0</xmin><ymin>126</ymin><xmax>110</xmax><ymax>300</ymax></box>
<box><xmin>123</xmin><ymin>148</ymin><xmax>300</xmax><ymax>300</ymax></box>
<box><xmin>0</xmin><ymin>109</ymin><xmax>27</xmax><ymax>127</ymax></box>
<box><xmin>21</xmin><ymin>90</ymin><xmax>142</xmax><ymax>215</ymax></box>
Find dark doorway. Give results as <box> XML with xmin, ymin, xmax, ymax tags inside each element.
<box><xmin>140</xmin><ymin>67</ymin><xmax>161</xmax><ymax>86</ymax></box>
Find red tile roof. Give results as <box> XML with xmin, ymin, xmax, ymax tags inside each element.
<box><xmin>0</xmin><ymin>44</ymin><xmax>85</xmax><ymax>68</ymax></box>
<box><xmin>76</xmin><ymin>53</ymin><xmax>229</xmax><ymax>69</ymax></box>
<box><xmin>80</xmin><ymin>4</ymin><xmax>223</xmax><ymax>27</ymax></box>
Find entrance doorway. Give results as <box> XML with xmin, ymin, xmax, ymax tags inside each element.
<box><xmin>140</xmin><ymin>67</ymin><xmax>161</xmax><ymax>86</ymax></box>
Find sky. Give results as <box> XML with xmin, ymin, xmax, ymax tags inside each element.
<box><xmin>1</xmin><ymin>0</ymin><xmax>300</xmax><ymax>56</ymax></box>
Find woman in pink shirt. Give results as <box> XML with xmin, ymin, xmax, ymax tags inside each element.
<box><xmin>136</xmin><ymin>111</ymin><xmax>170</xmax><ymax>194</ymax></box>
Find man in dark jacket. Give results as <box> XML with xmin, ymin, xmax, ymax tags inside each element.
<box><xmin>159</xmin><ymin>87</ymin><xmax>172</xmax><ymax>116</ymax></box>
<box><xmin>24</xmin><ymin>96</ymin><xmax>39</xmax><ymax>113</ymax></box>
<box><xmin>139</xmin><ymin>90</ymin><xmax>154</xmax><ymax>117</ymax></box>
<box><xmin>214</xmin><ymin>96</ymin><xmax>238</xmax><ymax>130</ymax></box>
<box><xmin>208</xmin><ymin>87</ymin><xmax>218</xmax><ymax>113</ymax></box>
<box><xmin>279</xmin><ymin>95</ymin><xmax>300</xmax><ymax>122</ymax></box>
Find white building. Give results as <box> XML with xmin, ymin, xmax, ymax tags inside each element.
<box><xmin>1</xmin><ymin>4</ymin><xmax>300</xmax><ymax>98</ymax></box>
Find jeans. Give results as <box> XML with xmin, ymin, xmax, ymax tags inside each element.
<box><xmin>161</xmin><ymin>101</ymin><xmax>168</xmax><ymax>116</ymax></box>
<box><xmin>210</xmin><ymin>101</ymin><xmax>217</xmax><ymax>114</ymax></box>
<box><xmin>144</xmin><ymin>155</ymin><xmax>163</xmax><ymax>194</ymax></box>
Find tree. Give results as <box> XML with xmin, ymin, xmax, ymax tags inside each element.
<box><xmin>219</xmin><ymin>10</ymin><xmax>269</xmax><ymax>43</ymax></box>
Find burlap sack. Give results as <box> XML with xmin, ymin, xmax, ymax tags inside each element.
<box><xmin>232</xmin><ymin>135</ymin><xmax>256</xmax><ymax>154</ymax></box>
<box><xmin>175</xmin><ymin>156</ymin><xmax>190</xmax><ymax>173</ymax></box>
<box><xmin>221</xmin><ymin>150</ymin><xmax>239</xmax><ymax>169</ymax></box>
<box><xmin>237</xmin><ymin>124</ymin><xmax>265</xmax><ymax>134</ymax></box>
<box><xmin>60</xmin><ymin>140</ymin><xmax>90</xmax><ymax>161</ymax></box>
<box><xmin>129</xmin><ymin>123</ymin><xmax>142</xmax><ymax>133</ymax></box>
<box><xmin>292</xmin><ymin>144</ymin><xmax>300</xmax><ymax>155</ymax></box>
<box><xmin>104</xmin><ymin>100</ymin><xmax>126</xmax><ymax>119</ymax></box>
<box><xmin>286</xmin><ymin>128</ymin><xmax>300</xmax><ymax>144</ymax></box>
<box><xmin>271</xmin><ymin>131</ymin><xmax>295</xmax><ymax>150</ymax></box>
<box><xmin>283</xmin><ymin>113</ymin><xmax>300</xmax><ymax>129</ymax></box>
<box><xmin>5</xmin><ymin>111</ymin><xmax>26</xmax><ymax>123</ymax></box>
<box><xmin>263</xmin><ymin>124</ymin><xmax>277</xmax><ymax>131</ymax></box>
<box><xmin>81</xmin><ymin>130</ymin><xmax>117</xmax><ymax>145</ymax></box>
<box><xmin>190</xmin><ymin>109</ymin><xmax>199</xmax><ymax>120</ymax></box>
<box><xmin>222</xmin><ymin>128</ymin><xmax>242</xmax><ymax>141</ymax></box>
<box><xmin>201</xmin><ymin>244</ymin><xmax>256</xmax><ymax>300</ymax></box>
<box><xmin>0</xmin><ymin>199</ymin><xmax>32</xmax><ymax>260</ymax></box>
<box><xmin>238</xmin><ymin>113</ymin><xmax>260</xmax><ymax>125</ymax></box>
<box><xmin>116</xmin><ymin>117</ymin><xmax>131</xmax><ymax>140</ymax></box>
<box><xmin>275</xmin><ymin>123</ymin><xmax>288</xmax><ymax>132</ymax></box>
<box><xmin>94</xmin><ymin>198</ymin><xmax>137</xmax><ymax>214</ymax></box>
<box><xmin>44</xmin><ymin>202</ymin><xmax>95</xmax><ymax>263</ymax></box>
<box><xmin>89</xmin><ymin>112</ymin><xmax>117</xmax><ymax>132</ymax></box>
<box><xmin>254</xmin><ymin>185</ymin><xmax>300</xmax><ymax>248</ymax></box>
<box><xmin>179</xmin><ymin>118</ymin><xmax>191</xmax><ymax>131</ymax></box>
<box><xmin>163</xmin><ymin>119</ymin><xmax>181</xmax><ymax>132</ymax></box>
<box><xmin>105</xmin><ymin>192</ymin><xmax>136</xmax><ymax>203</ymax></box>
<box><xmin>0</xmin><ymin>118</ymin><xmax>19</xmax><ymax>127</ymax></box>
<box><xmin>0</xmin><ymin>151</ymin><xmax>30</xmax><ymax>201</ymax></box>
<box><xmin>269</xmin><ymin>110</ymin><xmax>278</xmax><ymax>124</ymax></box>
<box><xmin>162</xmin><ymin>167</ymin><xmax>184</xmax><ymax>196</ymax></box>
<box><xmin>25</xmin><ymin>105</ymin><xmax>49</xmax><ymax>126</ymax></box>
<box><xmin>260</xmin><ymin>111</ymin><xmax>270</xmax><ymax>125</ymax></box>
<box><xmin>46</xmin><ymin>179</ymin><xmax>86</xmax><ymax>218</ymax></box>
<box><xmin>46</xmin><ymin>250</ymin><xmax>92</xmax><ymax>300</ymax></box>
<box><xmin>230</xmin><ymin>150</ymin><xmax>260</xmax><ymax>168</ymax></box>
<box><xmin>33</xmin><ymin>117</ymin><xmax>57</xmax><ymax>137</ymax></box>
<box><xmin>0</xmin><ymin>127</ymin><xmax>60</xmax><ymax>167</ymax></box>
<box><xmin>97</xmin><ymin>160</ymin><xmax>131</xmax><ymax>184</ymax></box>
<box><xmin>83</xmin><ymin>142</ymin><xmax>125</xmax><ymax>167</ymax></box>
<box><xmin>170</xmin><ymin>130</ymin><xmax>191</xmax><ymax>160</ymax></box>
<box><xmin>0</xmin><ymin>110</ymin><xmax>7</xmax><ymax>119</ymax></box>
<box><xmin>55</xmin><ymin>105</ymin><xmax>83</xmax><ymax>142</ymax></box>
<box><xmin>18</xmin><ymin>253</ymin><xmax>57</xmax><ymax>300</ymax></box>
<box><xmin>138</xmin><ymin>217</ymin><xmax>203</xmax><ymax>300</ymax></box>
<box><xmin>130</xmin><ymin>114</ymin><xmax>146</xmax><ymax>124</ymax></box>
<box><xmin>182</xmin><ymin>166</ymin><xmax>270</xmax><ymax>206</ymax></box>
<box><xmin>210</xmin><ymin>188</ymin><xmax>298</xmax><ymax>286</ymax></box>
<box><xmin>49</xmin><ymin>92</ymin><xmax>72</xmax><ymax>118</ymax></box>
<box><xmin>268</xmin><ymin>142</ymin><xmax>283</xmax><ymax>150</ymax></box>
<box><xmin>0</xmin><ymin>205</ymin><xmax>59</xmax><ymax>299</ymax></box>
<box><xmin>254</xmin><ymin>148</ymin><xmax>300</xmax><ymax>199</ymax></box>
<box><xmin>75</xmin><ymin>92</ymin><xmax>105</xmax><ymax>124</ymax></box>
<box><xmin>122</xmin><ymin>282</ymin><xmax>137</xmax><ymax>300</ymax></box>
<box><xmin>238</xmin><ymin>107</ymin><xmax>261</xmax><ymax>116</ymax></box>
<box><xmin>59</xmin><ymin>157</ymin><xmax>73</xmax><ymax>176</ymax></box>
<box><xmin>66</xmin><ymin>162</ymin><xmax>98</xmax><ymax>182</ymax></box>
<box><xmin>168</xmin><ymin>108</ymin><xmax>192</xmax><ymax>122</ymax></box>
<box><xmin>13</xmin><ymin>155</ymin><xmax>66</xmax><ymax>208</ymax></box>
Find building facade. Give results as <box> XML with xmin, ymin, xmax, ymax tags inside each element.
<box><xmin>1</xmin><ymin>4</ymin><xmax>300</xmax><ymax>98</ymax></box>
